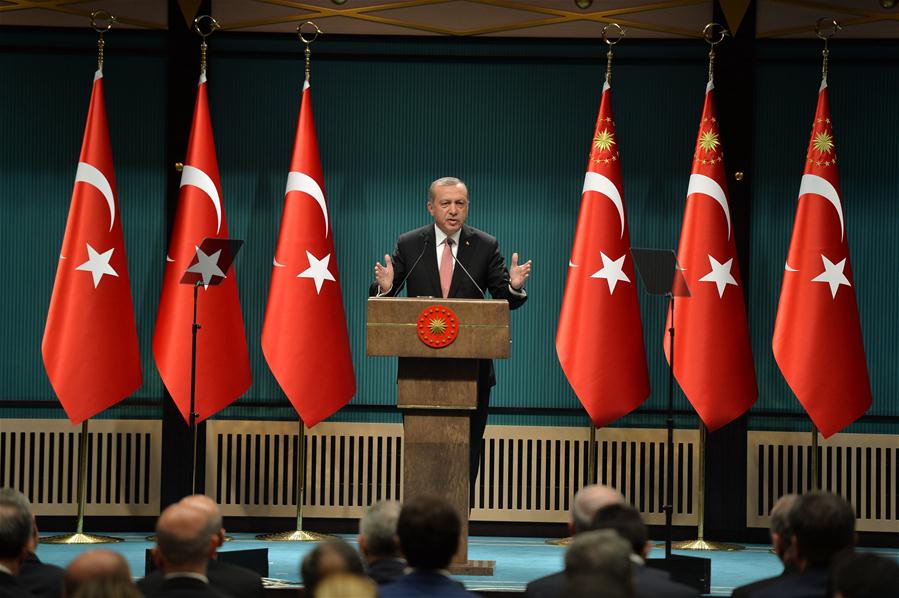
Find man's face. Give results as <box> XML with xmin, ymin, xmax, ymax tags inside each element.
<box><xmin>428</xmin><ymin>183</ymin><xmax>469</xmax><ymax>236</ymax></box>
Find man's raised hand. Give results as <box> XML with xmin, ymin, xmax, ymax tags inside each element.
<box><xmin>509</xmin><ymin>252</ymin><xmax>532</xmax><ymax>290</ymax></box>
<box><xmin>375</xmin><ymin>254</ymin><xmax>394</xmax><ymax>293</ymax></box>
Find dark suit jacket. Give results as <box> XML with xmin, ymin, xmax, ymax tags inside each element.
<box><xmin>139</xmin><ymin>561</ymin><xmax>263</xmax><ymax>598</ymax></box>
<box><xmin>18</xmin><ymin>552</ymin><xmax>65</xmax><ymax>598</ymax></box>
<box><xmin>366</xmin><ymin>556</ymin><xmax>407</xmax><ymax>585</ymax></box>
<box><xmin>370</xmin><ymin>224</ymin><xmax>528</xmax><ymax>386</ymax></box>
<box><xmin>731</xmin><ymin>571</ymin><xmax>787</xmax><ymax>597</ymax></box>
<box><xmin>380</xmin><ymin>570</ymin><xmax>476</xmax><ymax>598</ymax></box>
<box><xmin>525</xmin><ymin>565</ymin><xmax>699</xmax><ymax>598</ymax></box>
<box><xmin>752</xmin><ymin>568</ymin><xmax>828</xmax><ymax>598</ymax></box>
<box><xmin>0</xmin><ymin>571</ymin><xmax>32</xmax><ymax>598</ymax></box>
<box><xmin>141</xmin><ymin>575</ymin><xmax>229</xmax><ymax>598</ymax></box>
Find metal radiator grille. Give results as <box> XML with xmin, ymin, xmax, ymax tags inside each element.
<box><xmin>748</xmin><ymin>431</ymin><xmax>899</xmax><ymax>533</ymax></box>
<box><xmin>0</xmin><ymin>419</ymin><xmax>161</xmax><ymax>516</ymax></box>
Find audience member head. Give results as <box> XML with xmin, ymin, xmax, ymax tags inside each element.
<box><xmin>564</xmin><ymin>529</ymin><xmax>633</xmax><ymax>597</ymax></box>
<box><xmin>830</xmin><ymin>552</ymin><xmax>899</xmax><ymax>598</ymax></box>
<box><xmin>769</xmin><ymin>494</ymin><xmax>798</xmax><ymax>567</ymax></box>
<box><xmin>358</xmin><ymin>500</ymin><xmax>401</xmax><ymax>564</ymax></box>
<box><xmin>153</xmin><ymin>502</ymin><xmax>215</xmax><ymax>575</ymax></box>
<box><xmin>571</xmin><ymin>485</ymin><xmax>625</xmax><ymax>535</ymax></box>
<box><xmin>396</xmin><ymin>495</ymin><xmax>461</xmax><ymax>570</ymax></box>
<box><xmin>0</xmin><ymin>488</ymin><xmax>34</xmax><ymax>574</ymax></box>
<box><xmin>180</xmin><ymin>494</ymin><xmax>225</xmax><ymax>549</ymax></box>
<box><xmin>65</xmin><ymin>549</ymin><xmax>132</xmax><ymax>597</ymax></box>
<box><xmin>591</xmin><ymin>503</ymin><xmax>649</xmax><ymax>559</ymax></box>
<box><xmin>71</xmin><ymin>577</ymin><xmax>141</xmax><ymax>598</ymax></box>
<box><xmin>314</xmin><ymin>573</ymin><xmax>377</xmax><ymax>598</ymax></box>
<box><xmin>301</xmin><ymin>539</ymin><xmax>365</xmax><ymax>596</ymax></box>
<box><xmin>788</xmin><ymin>491</ymin><xmax>855</xmax><ymax>569</ymax></box>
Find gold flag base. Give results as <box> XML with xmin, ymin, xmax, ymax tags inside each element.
<box><xmin>41</xmin><ymin>532</ymin><xmax>123</xmax><ymax>545</ymax></box>
<box><xmin>256</xmin><ymin>529</ymin><xmax>335</xmax><ymax>542</ymax></box>
<box><xmin>545</xmin><ymin>537</ymin><xmax>572</xmax><ymax>546</ymax></box>
<box><xmin>667</xmin><ymin>538</ymin><xmax>744</xmax><ymax>551</ymax></box>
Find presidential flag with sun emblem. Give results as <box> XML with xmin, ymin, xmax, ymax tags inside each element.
<box><xmin>153</xmin><ymin>73</ymin><xmax>252</xmax><ymax>423</ymax></box>
<box><xmin>261</xmin><ymin>79</ymin><xmax>355</xmax><ymax>427</ymax></box>
<box><xmin>42</xmin><ymin>68</ymin><xmax>142</xmax><ymax>424</ymax></box>
<box><xmin>773</xmin><ymin>80</ymin><xmax>871</xmax><ymax>438</ymax></box>
<box><xmin>664</xmin><ymin>81</ymin><xmax>757</xmax><ymax>431</ymax></box>
<box><xmin>556</xmin><ymin>80</ymin><xmax>650</xmax><ymax>428</ymax></box>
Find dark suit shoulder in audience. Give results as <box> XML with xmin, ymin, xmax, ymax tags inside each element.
<box><xmin>524</xmin><ymin>571</ymin><xmax>564</xmax><ymax>598</ymax></box>
<box><xmin>380</xmin><ymin>570</ymin><xmax>475</xmax><ymax>598</ymax></box>
<box><xmin>139</xmin><ymin>560</ymin><xmax>263</xmax><ymax>598</ymax></box>
<box><xmin>752</xmin><ymin>568</ymin><xmax>828</xmax><ymax>598</ymax></box>
<box><xmin>142</xmin><ymin>575</ymin><xmax>229</xmax><ymax>598</ymax></box>
<box><xmin>731</xmin><ymin>573</ymin><xmax>784</xmax><ymax>598</ymax></box>
<box><xmin>635</xmin><ymin>565</ymin><xmax>699</xmax><ymax>598</ymax></box>
<box><xmin>18</xmin><ymin>552</ymin><xmax>65</xmax><ymax>598</ymax></box>
<box><xmin>0</xmin><ymin>570</ymin><xmax>33</xmax><ymax>598</ymax></box>
<box><xmin>366</xmin><ymin>557</ymin><xmax>406</xmax><ymax>585</ymax></box>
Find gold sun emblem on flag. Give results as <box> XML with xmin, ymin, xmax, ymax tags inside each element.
<box><xmin>813</xmin><ymin>131</ymin><xmax>834</xmax><ymax>154</ymax></box>
<box><xmin>593</xmin><ymin>129</ymin><xmax>616</xmax><ymax>152</ymax></box>
<box><xmin>698</xmin><ymin>129</ymin><xmax>720</xmax><ymax>152</ymax></box>
<box><xmin>427</xmin><ymin>317</ymin><xmax>447</xmax><ymax>335</ymax></box>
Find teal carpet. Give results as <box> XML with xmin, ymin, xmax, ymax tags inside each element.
<box><xmin>35</xmin><ymin>533</ymin><xmax>899</xmax><ymax>596</ymax></box>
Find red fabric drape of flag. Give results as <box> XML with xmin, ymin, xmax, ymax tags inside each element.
<box><xmin>261</xmin><ymin>80</ymin><xmax>355</xmax><ymax>427</ymax></box>
<box><xmin>772</xmin><ymin>80</ymin><xmax>871</xmax><ymax>438</ymax></box>
<box><xmin>42</xmin><ymin>69</ymin><xmax>143</xmax><ymax>424</ymax></box>
<box><xmin>556</xmin><ymin>81</ymin><xmax>650</xmax><ymax>427</ymax></box>
<box><xmin>664</xmin><ymin>81</ymin><xmax>757</xmax><ymax>431</ymax></box>
<box><xmin>152</xmin><ymin>74</ymin><xmax>251</xmax><ymax>423</ymax></box>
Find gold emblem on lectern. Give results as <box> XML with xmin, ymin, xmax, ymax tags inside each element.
<box><xmin>417</xmin><ymin>305</ymin><xmax>459</xmax><ymax>348</ymax></box>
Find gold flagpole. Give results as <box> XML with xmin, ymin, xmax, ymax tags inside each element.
<box><xmin>547</xmin><ymin>23</ymin><xmax>623</xmax><ymax>549</ymax></box>
<box><xmin>257</xmin><ymin>23</ymin><xmax>332</xmax><ymax>542</ymax></box>
<box><xmin>670</xmin><ymin>24</ymin><xmax>742</xmax><ymax>552</ymax></box>
<box><xmin>43</xmin><ymin>11</ymin><xmax>122</xmax><ymax>546</ymax></box>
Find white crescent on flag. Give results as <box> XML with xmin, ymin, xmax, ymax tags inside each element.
<box><xmin>285</xmin><ymin>171</ymin><xmax>329</xmax><ymax>238</ymax></box>
<box><xmin>74</xmin><ymin>162</ymin><xmax>115</xmax><ymax>232</ymax></box>
<box><xmin>687</xmin><ymin>174</ymin><xmax>732</xmax><ymax>239</ymax></box>
<box><xmin>798</xmin><ymin>174</ymin><xmax>844</xmax><ymax>241</ymax></box>
<box><xmin>582</xmin><ymin>171</ymin><xmax>625</xmax><ymax>239</ymax></box>
<box><xmin>180</xmin><ymin>165</ymin><xmax>222</xmax><ymax>234</ymax></box>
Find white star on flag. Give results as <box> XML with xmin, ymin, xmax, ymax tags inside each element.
<box><xmin>811</xmin><ymin>254</ymin><xmax>851</xmax><ymax>299</ymax></box>
<box><xmin>298</xmin><ymin>250</ymin><xmax>336</xmax><ymax>294</ymax></box>
<box><xmin>186</xmin><ymin>246</ymin><xmax>226</xmax><ymax>288</ymax></box>
<box><xmin>75</xmin><ymin>243</ymin><xmax>118</xmax><ymax>288</ymax></box>
<box><xmin>590</xmin><ymin>252</ymin><xmax>630</xmax><ymax>294</ymax></box>
<box><xmin>698</xmin><ymin>255</ymin><xmax>738</xmax><ymax>298</ymax></box>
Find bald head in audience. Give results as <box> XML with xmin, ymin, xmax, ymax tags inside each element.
<box><xmin>570</xmin><ymin>484</ymin><xmax>625</xmax><ymax>535</ymax></box>
<box><xmin>65</xmin><ymin>549</ymin><xmax>132</xmax><ymax>597</ymax></box>
<box><xmin>153</xmin><ymin>502</ymin><xmax>215</xmax><ymax>575</ymax></box>
<box><xmin>180</xmin><ymin>494</ymin><xmax>225</xmax><ymax>549</ymax></box>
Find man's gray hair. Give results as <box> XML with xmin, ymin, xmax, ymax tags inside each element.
<box><xmin>359</xmin><ymin>500</ymin><xmax>401</xmax><ymax>558</ymax></box>
<box><xmin>0</xmin><ymin>488</ymin><xmax>33</xmax><ymax>559</ymax></box>
<box><xmin>428</xmin><ymin>177</ymin><xmax>467</xmax><ymax>203</ymax></box>
<box><xmin>564</xmin><ymin>528</ymin><xmax>633</xmax><ymax>581</ymax></box>
<box><xmin>770</xmin><ymin>494</ymin><xmax>798</xmax><ymax>538</ymax></box>
<box><xmin>571</xmin><ymin>485</ymin><xmax>624</xmax><ymax>533</ymax></box>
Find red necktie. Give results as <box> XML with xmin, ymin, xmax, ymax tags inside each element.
<box><xmin>440</xmin><ymin>238</ymin><xmax>454</xmax><ymax>298</ymax></box>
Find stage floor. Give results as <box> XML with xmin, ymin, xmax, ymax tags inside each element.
<box><xmin>35</xmin><ymin>533</ymin><xmax>899</xmax><ymax>596</ymax></box>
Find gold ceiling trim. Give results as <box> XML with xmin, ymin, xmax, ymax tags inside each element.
<box><xmin>223</xmin><ymin>0</ymin><xmax>711</xmax><ymax>37</ymax></box>
<box><xmin>757</xmin><ymin>0</ymin><xmax>899</xmax><ymax>38</ymax></box>
<box><xmin>0</xmin><ymin>0</ymin><xmax>165</xmax><ymax>29</ymax></box>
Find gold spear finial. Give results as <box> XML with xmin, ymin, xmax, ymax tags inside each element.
<box><xmin>601</xmin><ymin>23</ymin><xmax>624</xmax><ymax>85</ymax></box>
<box><xmin>90</xmin><ymin>10</ymin><xmax>116</xmax><ymax>71</ymax></box>
<box><xmin>815</xmin><ymin>18</ymin><xmax>841</xmax><ymax>85</ymax></box>
<box><xmin>298</xmin><ymin>21</ymin><xmax>322</xmax><ymax>83</ymax></box>
<box><xmin>193</xmin><ymin>15</ymin><xmax>220</xmax><ymax>77</ymax></box>
<box><xmin>702</xmin><ymin>22</ymin><xmax>729</xmax><ymax>84</ymax></box>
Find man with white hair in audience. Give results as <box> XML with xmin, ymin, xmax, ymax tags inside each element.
<box><xmin>0</xmin><ymin>488</ymin><xmax>64</xmax><ymax>598</ymax></box>
<box><xmin>731</xmin><ymin>494</ymin><xmax>798</xmax><ymax>597</ymax></box>
<box><xmin>358</xmin><ymin>500</ymin><xmax>406</xmax><ymax>585</ymax></box>
<box><xmin>0</xmin><ymin>488</ymin><xmax>33</xmax><ymax>598</ymax></box>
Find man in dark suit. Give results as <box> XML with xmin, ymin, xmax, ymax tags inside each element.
<box><xmin>359</xmin><ymin>500</ymin><xmax>406</xmax><ymax>585</ymax></box>
<box><xmin>749</xmin><ymin>492</ymin><xmax>856</xmax><ymax>598</ymax></box>
<box><xmin>380</xmin><ymin>495</ymin><xmax>476</xmax><ymax>598</ymax></box>
<box><xmin>372</xmin><ymin>176</ymin><xmax>532</xmax><ymax>488</ymax></box>
<box><xmin>0</xmin><ymin>489</ymin><xmax>32</xmax><ymax>598</ymax></box>
<box><xmin>525</xmin><ymin>484</ymin><xmax>626</xmax><ymax>598</ymax></box>
<box><xmin>0</xmin><ymin>488</ymin><xmax>64</xmax><ymax>598</ymax></box>
<box><xmin>139</xmin><ymin>495</ymin><xmax>263</xmax><ymax>598</ymax></box>
<box><xmin>731</xmin><ymin>494</ymin><xmax>798</xmax><ymax>597</ymax></box>
<box><xmin>142</xmin><ymin>501</ymin><xmax>228</xmax><ymax>598</ymax></box>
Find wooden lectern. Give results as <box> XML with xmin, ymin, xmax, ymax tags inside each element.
<box><xmin>366</xmin><ymin>297</ymin><xmax>510</xmax><ymax>576</ymax></box>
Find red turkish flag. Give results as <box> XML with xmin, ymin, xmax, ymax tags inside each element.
<box><xmin>556</xmin><ymin>81</ymin><xmax>650</xmax><ymax>427</ymax></box>
<box><xmin>664</xmin><ymin>82</ymin><xmax>757</xmax><ymax>431</ymax></box>
<box><xmin>42</xmin><ymin>69</ymin><xmax>142</xmax><ymax>424</ymax></box>
<box><xmin>262</xmin><ymin>80</ymin><xmax>355</xmax><ymax>427</ymax></box>
<box><xmin>153</xmin><ymin>75</ymin><xmax>251</xmax><ymax>423</ymax></box>
<box><xmin>772</xmin><ymin>81</ymin><xmax>871</xmax><ymax>437</ymax></box>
